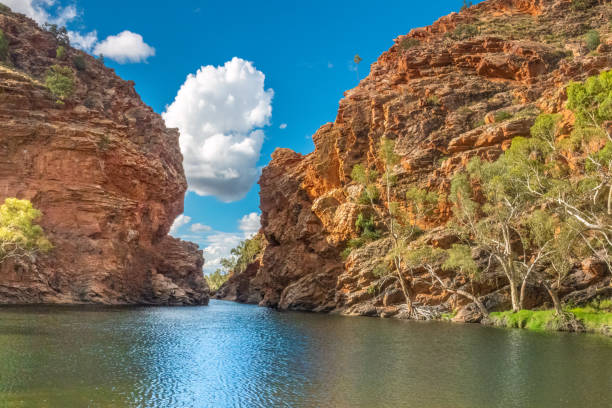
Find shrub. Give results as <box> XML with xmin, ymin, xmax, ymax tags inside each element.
<box><xmin>0</xmin><ymin>3</ymin><xmax>9</xmax><ymax>13</ymax></box>
<box><xmin>0</xmin><ymin>28</ymin><xmax>7</xmax><ymax>61</ymax></box>
<box><xmin>494</xmin><ymin>111</ymin><xmax>513</xmax><ymax>122</ymax></box>
<box><xmin>98</xmin><ymin>135</ymin><xmax>111</xmax><ymax>151</ymax></box>
<box><xmin>73</xmin><ymin>55</ymin><xmax>86</xmax><ymax>71</ymax></box>
<box><xmin>426</xmin><ymin>95</ymin><xmax>441</xmax><ymax>106</ymax></box>
<box><xmin>56</xmin><ymin>45</ymin><xmax>66</xmax><ymax>60</ymax></box>
<box><xmin>460</xmin><ymin>0</ymin><xmax>473</xmax><ymax>11</ymax></box>
<box><xmin>399</xmin><ymin>37</ymin><xmax>420</xmax><ymax>50</ymax></box>
<box><xmin>0</xmin><ymin>198</ymin><xmax>52</xmax><ymax>263</ymax></box>
<box><xmin>45</xmin><ymin>65</ymin><xmax>75</xmax><ymax>102</ymax></box>
<box><xmin>571</xmin><ymin>0</ymin><xmax>597</xmax><ymax>11</ymax></box>
<box><xmin>450</xmin><ymin>24</ymin><xmax>478</xmax><ymax>40</ymax></box>
<box><xmin>585</xmin><ymin>30</ymin><xmax>600</xmax><ymax>52</ymax></box>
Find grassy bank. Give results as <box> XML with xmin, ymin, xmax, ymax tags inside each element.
<box><xmin>489</xmin><ymin>300</ymin><xmax>612</xmax><ymax>336</ymax></box>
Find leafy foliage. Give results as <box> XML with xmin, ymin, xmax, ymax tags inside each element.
<box><xmin>449</xmin><ymin>24</ymin><xmax>478</xmax><ymax>40</ymax></box>
<box><xmin>571</xmin><ymin>0</ymin><xmax>597</xmax><ymax>11</ymax></box>
<box><xmin>219</xmin><ymin>234</ymin><xmax>264</xmax><ymax>275</ymax></box>
<box><xmin>205</xmin><ymin>269</ymin><xmax>229</xmax><ymax>292</ymax></box>
<box><xmin>399</xmin><ymin>37</ymin><xmax>420</xmax><ymax>50</ymax></box>
<box><xmin>45</xmin><ymin>65</ymin><xmax>75</xmax><ymax>102</ymax></box>
<box><xmin>494</xmin><ymin>111</ymin><xmax>513</xmax><ymax>122</ymax></box>
<box><xmin>56</xmin><ymin>45</ymin><xmax>66</xmax><ymax>60</ymax></box>
<box><xmin>585</xmin><ymin>30</ymin><xmax>600</xmax><ymax>52</ymax></box>
<box><xmin>73</xmin><ymin>55</ymin><xmax>86</xmax><ymax>71</ymax></box>
<box><xmin>0</xmin><ymin>198</ymin><xmax>52</xmax><ymax>263</ymax></box>
<box><xmin>43</xmin><ymin>23</ymin><xmax>69</xmax><ymax>46</ymax></box>
<box><xmin>0</xmin><ymin>28</ymin><xmax>8</xmax><ymax>61</ymax></box>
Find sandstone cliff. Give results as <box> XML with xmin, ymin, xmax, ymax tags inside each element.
<box><xmin>218</xmin><ymin>0</ymin><xmax>612</xmax><ymax>319</ymax></box>
<box><xmin>0</xmin><ymin>8</ymin><xmax>208</xmax><ymax>304</ymax></box>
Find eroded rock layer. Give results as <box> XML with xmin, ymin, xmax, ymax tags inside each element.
<box><xmin>219</xmin><ymin>0</ymin><xmax>612</xmax><ymax>318</ymax></box>
<box><xmin>0</xmin><ymin>9</ymin><xmax>208</xmax><ymax>304</ymax></box>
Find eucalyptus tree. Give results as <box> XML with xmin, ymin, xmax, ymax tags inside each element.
<box><xmin>0</xmin><ymin>198</ymin><xmax>52</xmax><ymax>264</ymax></box>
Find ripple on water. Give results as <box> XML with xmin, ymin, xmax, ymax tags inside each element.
<box><xmin>0</xmin><ymin>301</ymin><xmax>611</xmax><ymax>407</ymax></box>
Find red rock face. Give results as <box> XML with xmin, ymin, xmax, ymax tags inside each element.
<box><xmin>0</xmin><ymin>10</ymin><xmax>208</xmax><ymax>304</ymax></box>
<box><xmin>247</xmin><ymin>0</ymin><xmax>612</xmax><ymax>314</ymax></box>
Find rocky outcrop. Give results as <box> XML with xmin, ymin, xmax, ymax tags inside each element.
<box><xmin>235</xmin><ymin>0</ymin><xmax>612</xmax><ymax>318</ymax></box>
<box><xmin>0</xmin><ymin>8</ymin><xmax>208</xmax><ymax>304</ymax></box>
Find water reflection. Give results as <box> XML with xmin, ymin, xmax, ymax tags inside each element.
<box><xmin>0</xmin><ymin>301</ymin><xmax>611</xmax><ymax>407</ymax></box>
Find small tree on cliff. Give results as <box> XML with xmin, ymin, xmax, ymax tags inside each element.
<box><xmin>0</xmin><ymin>198</ymin><xmax>52</xmax><ymax>264</ymax></box>
<box><xmin>354</xmin><ymin>54</ymin><xmax>362</xmax><ymax>82</ymax></box>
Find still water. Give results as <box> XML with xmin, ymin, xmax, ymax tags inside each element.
<box><xmin>0</xmin><ymin>300</ymin><xmax>611</xmax><ymax>408</ymax></box>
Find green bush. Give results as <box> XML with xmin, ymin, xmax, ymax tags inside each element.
<box><xmin>494</xmin><ymin>111</ymin><xmax>513</xmax><ymax>122</ymax></box>
<box><xmin>56</xmin><ymin>45</ymin><xmax>66</xmax><ymax>60</ymax></box>
<box><xmin>426</xmin><ymin>95</ymin><xmax>441</xmax><ymax>106</ymax></box>
<box><xmin>571</xmin><ymin>0</ymin><xmax>597</xmax><ymax>11</ymax></box>
<box><xmin>0</xmin><ymin>3</ymin><xmax>10</xmax><ymax>13</ymax></box>
<box><xmin>399</xmin><ymin>37</ymin><xmax>420</xmax><ymax>50</ymax></box>
<box><xmin>460</xmin><ymin>0</ymin><xmax>473</xmax><ymax>11</ymax></box>
<box><xmin>0</xmin><ymin>198</ymin><xmax>52</xmax><ymax>263</ymax></box>
<box><xmin>585</xmin><ymin>30</ymin><xmax>600</xmax><ymax>52</ymax></box>
<box><xmin>450</xmin><ymin>24</ymin><xmax>479</xmax><ymax>40</ymax></box>
<box><xmin>45</xmin><ymin>65</ymin><xmax>75</xmax><ymax>102</ymax></box>
<box><xmin>0</xmin><ymin>28</ymin><xmax>7</xmax><ymax>61</ymax></box>
<box><xmin>73</xmin><ymin>55</ymin><xmax>86</xmax><ymax>71</ymax></box>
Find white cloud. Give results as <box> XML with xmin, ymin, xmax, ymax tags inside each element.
<box><xmin>170</xmin><ymin>214</ymin><xmax>191</xmax><ymax>235</ymax></box>
<box><xmin>163</xmin><ymin>57</ymin><xmax>273</xmax><ymax>202</ymax></box>
<box><xmin>201</xmin><ymin>232</ymin><xmax>243</xmax><ymax>274</ymax></box>
<box><xmin>68</xmin><ymin>30</ymin><xmax>98</xmax><ymax>52</ymax></box>
<box><xmin>238</xmin><ymin>212</ymin><xmax>260</xmax><ymax>237</ymax></box>
<box><xmin>190</xmin><ymin>223</ymin><xmax>212</xmax><ymax>233</ymax></box>
<box><xmin>279</xmin><ymin>123</ymin><xmax>287</xmax><ymax>129</ymax></box>
<box><xmin>93</xmin><ymin>31</ymin><xmax>155</xmax><ymax>63</ymax></box>
<box><xmin>174</xmin><ymin>212</ymin><xmax>261</xmax><ymax>274</ymax></box>
<box><xmin>3</xmin><ymin>0</ymin><xmax>76</xmax><ymax>25</ymax></box>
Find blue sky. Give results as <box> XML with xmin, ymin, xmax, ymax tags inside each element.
<box><xmin>12</xmin><ymin>0</ymin><xmax>482</xmax><ymax>273</ymax></box>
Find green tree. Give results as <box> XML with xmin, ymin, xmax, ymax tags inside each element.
<box><xmin>43</xmin><ymin>23</ymin><xmax>69</xmax><ymax>46</ymax></box>
<box><xmin>205</xmin><ymin>269</ymin><xmax>229</xmax><ymax>291</ymax></box>
<box><xmin>0</xmin><ymin>28</ymin><xmax>8</xmax><ymax>61</ymax></box>
<box><xmin>45</xmin><ymin>65</ymin><xmax>75</xmax><ymax>102</ymax></box>
<box><xmin>56</xmin><ymin>45</ymin><xmax>66</xmax><ymax>60</ymax></box>
<box><xmin>219</xmin><ymin>234</ymin><xmax>264</xmax><ymax>275</ymax></box>
<box><xmin>0</xmin><ymin>198</ymin><xmax>52</xmax><ymax>263</ymax></box>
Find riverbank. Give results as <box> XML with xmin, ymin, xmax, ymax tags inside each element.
<box><xmin>489</xmin><ymin>302</ymin><xmax>612</xmax><ymax>337</ymax></box>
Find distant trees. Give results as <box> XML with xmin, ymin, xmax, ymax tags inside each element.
<box><xmin>0</xmin><ymin>198</ymin><xmax>52</xmax><ymax>264</ymax></box>
<box><xmin>205</xmin><ymin>269</ymin><xmax>229</xmax><ymax>292</ymax></box>
<box><xmin>219</xmin><ymin>234</ymin><xmax>264</xmax><ymax>276</ymax></box>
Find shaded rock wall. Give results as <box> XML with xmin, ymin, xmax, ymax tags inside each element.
<box><xmin>0</xmin><ymin>9</ymin><xmax>208</xmax><ymax>304</ymax></box>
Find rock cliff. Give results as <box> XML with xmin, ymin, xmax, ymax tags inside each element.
<box><xmin>0</xmin><ymin>8</ymin><xmax>208</xmax><ymax>304</ymax></box>
<box><xmin>218</xmin><ymin>0</ymin><xmax>612</xmax><ymax>318</ymax></box>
